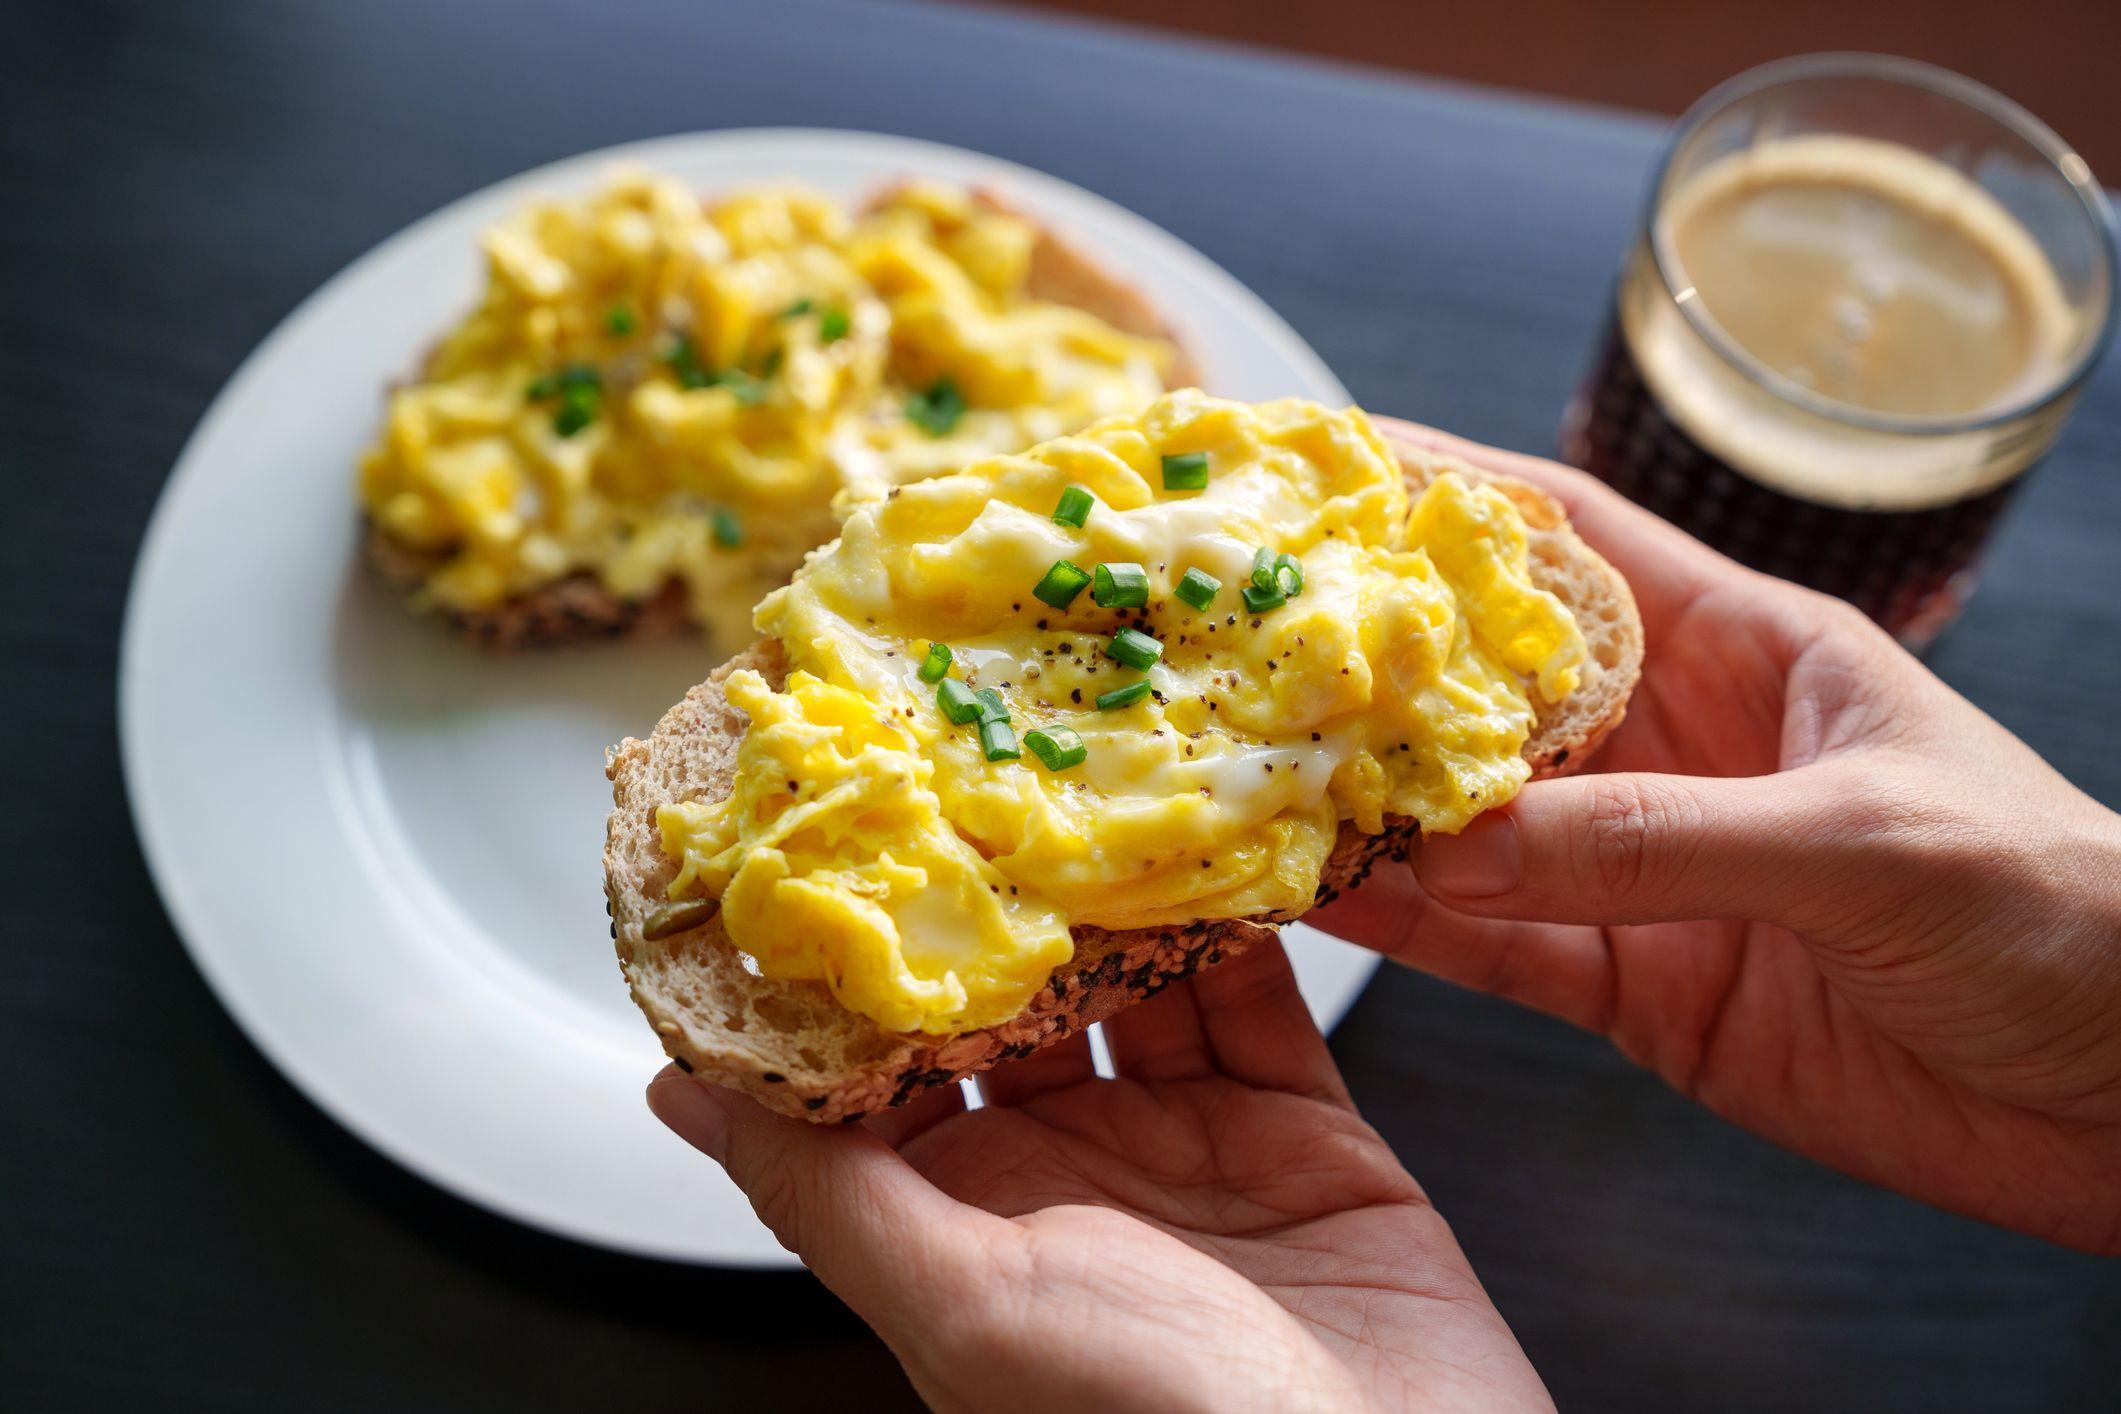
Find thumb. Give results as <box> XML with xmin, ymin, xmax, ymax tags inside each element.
<box><xmin>1416</xmin><ymin>769</ymin><xmax>1852</xmax><ymax>930</ymax></box>
<box><xmin>647</xmin><ymin>1069</ymin><xmax>991</xmax><ymax>1312</ymax></box>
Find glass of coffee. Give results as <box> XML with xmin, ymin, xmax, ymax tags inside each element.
<box><xmin>1560</xmin><ymin>54</ymin><xmax>2116</xmax><ymax>646</ymax></box>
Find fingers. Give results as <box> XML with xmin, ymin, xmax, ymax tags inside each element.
<box><xmin>1416</xmin><ymin>766</ymin><xmax>1851</xmax><ymax>932</ymax></box>
<box><xmin>1186</xmin><ymin>936</ymin><xmax>1353</xmax><ymax>1106</ymax></box>
<box><xmin>647</xmin><ymin>1068</ymin><xmax>985</xmax><ymax>1303</ymax></box>
<box><xmin>1102</xmin><ymin>977</ymin><xmax>1213</xmax><ymax>1082</ymax></box>
<box><xmin>1309</xmin><ymin>865</ymin><xmax>1615</xmax><ymax>1034</ymax></box>
<box><xmin>978</xmin><ymin>1029</ymin><xmax>1096</xmax><ymax>1107</ymax></box>
<box><xmin>1372</xmin><ymin>415</ymin><xmax>1737</xmax><ymax>639</ymax></box>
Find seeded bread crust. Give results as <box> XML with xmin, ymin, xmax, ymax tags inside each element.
<box><xmin>363</xmin><ymin>186</ymin><xmax>1197</xmax><ymax>650</ymax></box>
<box><xmin>604</xmin><ymin>441</ymin><xmax>1643</xmax><ymax>1122</ymax></box>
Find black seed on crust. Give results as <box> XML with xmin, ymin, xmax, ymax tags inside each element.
<box><xmin>805</xmin><ymin>1096</ymin><xmax>827</xmax><ymax>1111</ymax></box>
<box><xmin>671</xmin><ymin>1055</ymin><xmax>693</xmax><ymax>1073</ymax></box>
<box><xmin>761</xmin><ymin>1072</ymin><xmax>785</xmax><ymax>1084</ymax></box>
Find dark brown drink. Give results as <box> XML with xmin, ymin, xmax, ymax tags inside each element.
<box><xmin>1561</xmin><ymin>60</ymin><xmax>2113</xmax><ymax>648</ymax></box>
<box><xmin>1564</xmin><ymin>324</ymin><xmax>2032</xmax><ymax>642</ymax></box>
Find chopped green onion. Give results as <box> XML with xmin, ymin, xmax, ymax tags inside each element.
<box><xmin>937</xmin><ymin>679</ymin><xmax>982</xmax><ymax>724</ymax></box>
<box><xmin>1051</xmin><ymin>485</ymin><xmax>1094</xmax><ymax>529</ymax></box>
<box><xmin>1093</xmin><ymin>562</ymin><xmax>1149</xmax><ymax>609</ymax></box>
<box><xmin>780</xmin><ymin>297</ymin><xmax>815</xmax><ymax>319</ymax></box>
<box><xmin>978</xmin><ymin>718</ymin><xmax>1021</xmax><ymax>762</ymax></box>
<box><xmin>818</xmin><ymin>308</ymin><xmax>850</xmax><ymax>342</ymax></box>
<box><xmin>1161</xmin><ymin>451</ymin><xmax>1209</xmax><ymax>491</ymax></box>
<box><xmin>759</xmin><ymin>346</ymin><xmax>786</xmax><ymax>378</ymax></box>
<box><xmin>552</xmin><ymin>378</ymin><xmax>601</xmax><ymax>437</ymax></box>
<box><xmin>905</xmin><ymin>376</ymin><xmax>965</xmax><ymax>437</ymax></box>
<box><xmin>974</xmin><ymin>688</ymin><xmax>1010</xmax><ymax>724</ymax></box>
<box><xmin>1241</xmin><ymin>582</ymin><xmax>1286</xmax><ymax>613</ymax></box>
<box><xmin>721</xmin><ymin>370</ymin><xmax>768</xmax><ymax>407</ymax></box>
<box><xmin>1273</xmin><ymin>551</ymin><xmax>1304</xmax><ymax>597</ymax></box>
<box><xmin>665</xmin><ymin>335</ymin><xmax>713</xmax><ymax>389</ymax></box>
<box><xmin>1033</xmin><ymin>559</ymin><xmax>1091</xmax><ymax>609</ymax></box>
<box><xmin>1251</xmin><ymin>546</ymin><xmax>1278</xmax><ymax>592</ymax></box>
<box><xmin>1105</xmin><ymin>628</ymin><xmax>1163</xmax><ymax>671</ymax></box>
<box><xmin>711</xmin><ymin>507</ymin><xmax>743</xmax><ymax>548</ymax></box>
<box><xmin>917</xmin><ymin>642</ymin><xmax>952</xmax><ymax>683</ymax></box>
<box><xmin>1175</xmin><ymin>567</ymin><xmax>1221</xmax><ymax>611</ymax></box>
<box><xmin>531</xmin><ymin>363</ymin><xmax>600</xmax><ymax>401</ymax></box>
<box><xmin>606</xmin><ymin>305</ymin><xmax>637</xmax><ymax>335</ymax></box>
<box><xmin>1024</xmin><ymin>725</ymin><xmax>1087</xmax><ymax>772</ymax></box>
<box><xmin>1096</xmin><ymin>679</ymin><xmax>1152</xmax><ymax>711</ymax></box>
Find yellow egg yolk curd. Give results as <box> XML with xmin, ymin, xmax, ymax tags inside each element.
<box><xmin>357</xmin><ymin>168</ymin><xmax>1176</xmax><ymax>643</ymax></box>
<box><xmin>656</xmin><ymin>392</ymin><xmax>1587</xmax><ymax>1034</ymax></box>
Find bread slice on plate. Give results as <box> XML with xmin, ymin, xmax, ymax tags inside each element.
<box><xmin>604</xmin><ymin>436</ymin><xmax>1643</xmax><ymax>1122</ymax></box>
<box><xmin>606</xmin><ymin>436</ymin><xmax>1645</xmax><ymax>1119</ymax></box>
<box><xmin>366</xmin><ymin>186</ymin><xmax>1195</xmax><ymax>650</ymax></box>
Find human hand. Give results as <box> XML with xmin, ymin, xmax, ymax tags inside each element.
<box><xmin>650</xmin><ymin>941</ymin><xmax>1553</xmax><ymax>1413</ymax></box>
<box><xmin>1316</xmin><ymin>418</ymin><xmax>2121</xmax><ymax>1254</ymax></box>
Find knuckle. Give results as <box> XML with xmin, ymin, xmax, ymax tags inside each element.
<box><xmin>1579</xmin><ymin>775</ymin><xmax>1697</xmax><ymax>901</ymax></box>
<box><xmin>737</xmin><ymin>1156</ymin><xmax>809</xmax><ymax>1253</ymax></box>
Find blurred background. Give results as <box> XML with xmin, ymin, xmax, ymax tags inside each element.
<box><xmin>992</xmin><ymin>0</ymin><xmax>2121</xmax><ymax>172</ymax></box>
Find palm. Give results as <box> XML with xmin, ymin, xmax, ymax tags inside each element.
<box><xmin>865</xmin><ymin>947</ymin><xmax>1554</xmax><ymax>1413</ymax></box>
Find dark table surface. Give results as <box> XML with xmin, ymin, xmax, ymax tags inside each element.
<box><xmin>6</xmin><ymin>1</ymin><xmax>2117</xmax><ymax>1409</ymax></box>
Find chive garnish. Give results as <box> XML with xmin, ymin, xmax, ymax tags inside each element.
<box><xmin>665</xmin><ymin>334</ymin><xmax>713</xmax><ymax>389</ymax></box>
<box><xmin>711</xmin><ymin>507</ymin><xmax>743</xmax><ymax>548</ymax></box>
<box><xmin>905</xmin><ymin>376</ymin><xmax>965</xmax><ymax>437</ymax></box>
<box><xmin>1096</xmin><ymin>679</ymin><xmax>1152</xmax><ymax>711</ymax></box>
<box><xmin>1273</xmin><ymin>551</ymin><xmax>1304</xmax><ymax>597</ymax></box>
<box><xmin>937</xmin><ymin>679</ymin><xmax>982</xmax><ymax>724</ymax></box>
<box><xmin>973</xmin><ymin>688</ymin><xmax>1010</xmax><ymax>724</ymax></box>
<box><xmin>552</xmin><ymin>377</ymin><xmax>601</xmax><ymax>437</ymax></box>
<box><xmin>1105</xmin><ymin>628</ymin><xmax>1163</xmax><ymax>671</ymax></box>
<box><xmin>1024</xmin><ymin>726</ymin><xmax>1087</xmax><ymax>772</ymax></box>
<box><xmin>818</xmin><ymin>308</ymin><xmax>850</xmax><ymax>343</ymax></box>
<box><xmin>917</xmin><ymin>642</ymin><xmax>952</xmax><ymax>683</ymax></box>
<box><xmin>1251</xmin><ymin>546</ymin><xmax>1278</xmax><ymax>592</ymax></box>
<box><xmin>1161</xmin><ymin>451</ymin><xmax>1209</xmax><ymax>491</ymax></box>
<box><xmin>1093</xmin><ymin>562</ymin><xmax>1150</xmax><ymax>609</ymax></box>
<box><xmin>721</xmin><ymin>370</ymin><xmax>768</xmax><ymax>407</ymax></box>
<box><xmin>1033</xmin><ymin>559</ymin><xmax>1091</xmax><ymax>610</ymax></box>
<box><xmin>978</xmin><ymin>718</ymin><xmax>1021</xmax><ymax>762</ymax></box>
<box><xmin>1175</xmin><ymin>567</ymin><xmax>1220</xmax><ymax>611</ymax></box>
<box><xmin>1241</xmin><ymin>582</ymin><xmax>1286</xmax><ymax>613</ymax></box>
<box><xmin>1052</xmin><ymin>485</ymin><xmax>1093</xmax><ymax>529</ymax></box>
<box><xmin>606</xmin><ymin>305</ymin><xmax>637</xmax><ymax>335</ymax></box>
<box><xmin>780</xmin><ymin>297</ymin><xmax>815</xmax><ymax>319</ymax></box>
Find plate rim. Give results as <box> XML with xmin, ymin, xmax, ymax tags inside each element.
<box><xmin>118</xmin><ymin>126</ymin><xmax>1372</xmax><ymax>1264</ymax></box>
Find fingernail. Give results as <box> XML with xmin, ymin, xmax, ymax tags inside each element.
<box><xmin>1416</xmin><ymin>812</ymin><xmax>1520</xmax><ymax>898</ymax></box>
<box><xmin>647</xmin><ymin>1068</ymin><xmax>732</xmax><ymax>1163</ymax></box>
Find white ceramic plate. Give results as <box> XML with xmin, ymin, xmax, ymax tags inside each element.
<box><xmin>120</xmin><ymin>129</ymin><xmax>1375</xmax><ymax>1266</ymax></box>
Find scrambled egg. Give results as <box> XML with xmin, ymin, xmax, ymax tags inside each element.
<box><xmin>657</xmin><ymin>393</ymin><xmax>1587</xmax><ymax>1035</ymax></box>
<box><xmin>357</xmin><ymin>168</ymin><xmax>1173</xmax><ymax>642</ymax></box>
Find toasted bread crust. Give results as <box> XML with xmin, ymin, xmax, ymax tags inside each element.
<box><xmin>604</xmin><ymin>445</ymin><xmax>1643</xmax><ymax>1122</ymax></box>
<box><xmin>364</xmin><ymin>185</ymin><xmax>1197</xmax><ymax>649</ymax></box>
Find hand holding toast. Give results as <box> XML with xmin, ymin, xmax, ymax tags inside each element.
<box><xmin>1321</xmin><ymin>420</ymin><xmax>2121</xmax><ymax>1254</ymax></box>
<box><xmin>651</xmin><ymin>941</ymin><xmax>1554</xmax><ymax>1414</ymax></box>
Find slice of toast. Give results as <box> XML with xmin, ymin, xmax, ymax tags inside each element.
<box><xmin>365</xmin><ymin>186</ymin><xmax>1196</xmax><ymax>649</ymax></box>
<box><xmin>604</xmin><ymin>437</ymin><xmax>1644</xmax><ymax>1122</ymax></box>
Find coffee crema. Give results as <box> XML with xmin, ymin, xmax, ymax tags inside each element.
<box><xmin>1623</xmin><ymin>135</ymin><xmax>2078</xmax><ymax>512</ymax></box>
